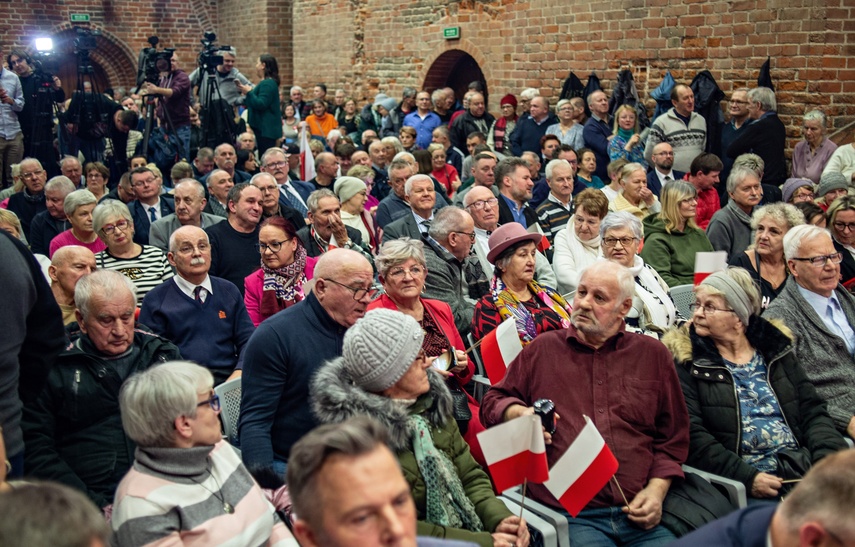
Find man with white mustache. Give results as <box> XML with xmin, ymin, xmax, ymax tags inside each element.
<box><xmin>139</xmin><ymin>225</ymin><xmax>254</xmax><ymax>385</ymax></box>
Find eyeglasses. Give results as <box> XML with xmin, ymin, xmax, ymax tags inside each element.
<box><xmin>558</xmin><ymin>107</ymin><xmax>574</xmax><ymax>112</ymax></box>
<box><xmin>101</xmin><ymin>219</ymin><xmax>130</xmax><ymax>235</ymax></box>
<box><xmin>257</xmin><ymin>239</ymin><xmax>290</xmax><ymax>253</ymax></box>
<box><xmin>730</xmin><ymin>99</ymin><xmax>750</xmax><ymax>105</ymax></box>
<box><xmin>21</xmin><ymin>170</ymin><xmax>43</xmax><ymax>180</ymax></box>
<box><xmin>833</xmin><ymin>222</ymin><xmax>855</xmax><ymax>232</ymax></box>
<box><xmin>466</xmin><ymin>198</ymin><xmax>498</xmax><ymax>211</ymax></box>
<box><xmin>322</xmin><ymin>278</ymin><xmax>382</xmax><ymax>301</ymax></box>
<box><xmin>602</xmin><ymin>236</ymin><xmax>638</xmax><ymax>248</ymax></box>
<box><xmin>264</xmin><ymin>160</ymin><xmax>288</xmax><ymax>169</ymax></box>
<box><xmin>689</xmin><ymin>302</ymin><xmax>737</xmax><ymax>316</ymax></box>
<box><xmin>132</xmin><ymin>177</ymin><xmax>157</xmax><ymax>188</ymax></box>
<box><xmin>255</xmin><ymin>185</ymin><xmax>278</xmax><ymax>194</ymax></box>
<box><xmin>197</xmin><ymin>393</ymin><xmax>221</xmax><ymax>412</ymax></box>
<box><xmin>654</xmin><ymin>151</ymin><xmax>675</xmax><ymax>157</ymax></box>
<box><xmin>791</xmin><ymin>253</ymin><xmax>843</xmax><ymax>267</ymax></box>
<box><xmin>388</xmin><ymin>265</ymin><xmax>425</xmax><ymax>279</ymax></box>
<box><xmin>452</xmin><ymin>231</ymin><xmax>476</xmax><ymax>242</ymax></box>
<box><xmin>177</xmin><ymin>242</ymin><xmax>210</xmax><ymax>254</ymax></box>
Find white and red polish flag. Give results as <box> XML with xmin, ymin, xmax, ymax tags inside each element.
<box><xmin>693</xmin><ymin>251</ymin><xmax>728</xmax><ymax>285</ymax></box>
<box><xmin>299</xmin><ymin>126</ymin><xmax>316</xmax><ymax>182</ymax></box>
<box><xmin>479</xmin><ymin>317</ymin><xmax>523</xmax><ymax>384</ymax></box>
<box><xmin>544</xmin><ymin>415</ymin><xmax>619</xmax><ymax>517</ymax></box>
<box><xmin>477</xmin><ymin>415</ymin><xmax>549</xmax><ymax>493</ymax></box>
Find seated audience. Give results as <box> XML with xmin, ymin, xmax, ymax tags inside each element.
<box><xmin>576</xmin><ymin>147</ymin><xmax>605</xmax><ymax>189</ymax></box>
<box><xmin>610</xmin><ymin>162</ymin><xmax>660</xmax><ymax>220</ymax></box>
<box><xmin>781</xmin><ymin>177</ymin><xmax>816</xmax><ymax>205</ymax></box>
<box><xmin>29</xmin><ymin>175</ymin><xmax>74</xmax><ymax>256</ymax></box>
<box><xmin>607</xmin><ymin>104</ymin><xmax>646</xmax><ymax>166</ymax></box>
<box><xmin>148</xmin><ymin>178</ymin><xmax>223</xmax><ymax>252</ymax></box>
<box><xmin>706</xmin><ymin>167</ymin><xmax>762</xmax><ymax>258</ymax></box>
<box><xmin>205</xmin><ymin>183</ymin><xmax>264</xmax><ymax>295</ymax></box>
<box><xmin>48</xmin><ymin>246</ymin><xmax>96</xmax><ymax>325</ymax></box>
<box><xmin>792</xmin><ymin>110</ymin><xmax>837</xmax><ymax>184</ymax></box>
<box><xmin>48</xmin><ymin>189</ymin><xmax>105</xmax><ymax>257</ymax></box>
<box><xmin>815</xmin><ymin>171</ymin><xmax>849</xmax><ymax>211</ymax></box>
<box><xmin>795</xmin><ymin>200</ymin><xmax>826</xmax><ymax>228</ymax></box>
<box><xmin>334</xmin><ymin>176</ymin><xmax>378</xmax><ymax>253</ymax></box>
<box><xmin>552</xmin><ymin>188</ymin><xmax>609</xmax><ymax>295</ymax></box>
<box><xmin>822</xmin><ymin>140</ymin><xmax>855</xmax><ymax>183</ymax></box>
<box><xmin>827</xmin><ymin>195</ymin><xmax>855</xmax><ymax>287</ymax></box>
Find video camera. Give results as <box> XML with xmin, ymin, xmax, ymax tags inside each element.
<box><xmin>197</xmin><ymin>32</ymin><xmax>232</xmax><ymax>76</ymax></box>
<box><xmin>136</xmin><ymin>36</ymin><xmax>175</xmax><ymax>87</ymax></box>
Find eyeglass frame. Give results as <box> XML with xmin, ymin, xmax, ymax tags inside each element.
<box><xmin>602</xmin><ymin>236</ymin><xmax>639</xmax><ymax>248</ymax></box>
<box><xmin>465</xmin><ymin>198</ymin><xmax>498</xmax><ymax>211</ymax></box>
<box><xmin>832</xmin><ymin>222</ymin><xmax>855</xmax><ymax>232</ymax></box>
<box><xmin>321</xmin><ymin>277</ymin><xmax>382</xmax><ymax>301</ymax></box>
<box><xmin>387</xmin><ymin>265</ymin><xmax>426</xmax><ymax>279</ymax></box>
<box><xmin>21</xmin><ymin>169</ymin><xmax>44</xmax><ymax>180</ymax></box>
<box><xmin>451</xmin><ymin>230</ymin><xmax>476</xmax><ymax>242</ymax></box>
<box><xmin>689</xmin><ymin>302</ymin><xmax>737</xmax><ymax>316</ymax></box>
<box><xmin>790</xmin><ymin>253</ymin><xmax>844</xmax><ymax>267</ymax></box>
<box><xmin>101</xmin><ymin>219</ymin><xmax>131</xmax><ymax>235</ymax></box>
<box><xmin>197</xmin><ymin>393</ymin><xmax>221</xmax><ymax>412</ymax></box>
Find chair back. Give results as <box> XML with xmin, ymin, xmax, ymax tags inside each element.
<box><xmin>215</xmin><ymin>377</ymin><xmax>242</xmax><ymax>444</ymax></box>
<box><xmin>670</xmin><ymin>283</ymin><xmax>695</xmax><ymax>318</ymax></box>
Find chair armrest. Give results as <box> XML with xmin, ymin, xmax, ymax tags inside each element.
<box><xmin>499</xmin><ymin>496</ymin><xmax>560</xmax><ymax>547</ymax></box>
<box><xmin>471</xmin><ymin>375</ymin><xmax>491</xmax><ymax>403</ymax></box>
<box><xmin>502</xmin><ymin>488</ymin><xmax>570</xmax><ymax>547</ymax></box>
<box><xmin>682</xmin><ymin>464</ymin><xmax>747</xmax><ymax>508</ymax></box>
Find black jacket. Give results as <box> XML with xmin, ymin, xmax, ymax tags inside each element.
<box><xmin>21</xmin><ymin>327</ymin><xmax>181</xmax><ymax>507</ymax></box>
<box><xmin>497</xmin><ymin>194</ymin><xmax>539</xmax><ymax>229</ymax></box>
<box><xmin>690</xmin><ymin>70</ymin><xmax>726</xmax><ymax>156</ymax></box>
<box><xmin>727</xmin><ymin>113</ymin><xmax>788</xmax><ymax>186</ymax></box>
<box><xmin>663</xmin><ymin>317</ymin><xmax>846</xmax><ymax>491</ymax></box>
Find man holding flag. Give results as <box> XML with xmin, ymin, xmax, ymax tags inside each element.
<box><xmin>481</xmin><ymin>260</ymin><xmax>689</xmax><ymax>545</ymax></box>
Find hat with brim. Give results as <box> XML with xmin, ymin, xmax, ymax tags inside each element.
<box><xmin>487</xmin><ymin>223</ymin><xmax>543</xmax><ymax>264</ymax></box>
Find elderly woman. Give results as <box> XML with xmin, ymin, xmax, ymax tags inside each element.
<box><xmin>428</xmin><ymin>143</ymin><xmax>461</xmax><ymax>197</ymax></box>
<box><xmin>610</xmin><ymin>162</ymin><xmax>660</xmax><ymax>220</ymax></box>
<box><xmin>826</xmin><ymin>195</ymin><xmax>855</xmax><ymax>288</ymax></box>
<box><xmin>729</xmin><ymin>203</ymin><xmax>805</xmax><ymax>308</ymax></box>
<box><xmin>83</xmin><ymin>162</ymin><xmax>109</xmax><ymax>201</ymax></box>
<box><xmin>792</xmin><ymin>110</ymin><xmax>837</xmax><ymax>184</ymax></box>
<box><xmin>312</xmin><ymin>309</ymin><xmax>529</xmax><ymax>547</ymax></box>
<box><xmin>663</xmin><ymin>268</ymin><xmax>847</xmax><ymax>500</ymax></box>
<box><xmin>487</xmin><ymin>94</ymin><xmax>519</xmax><ymax>154</ymax></box>
<box><xmin>112</xmin><ymin>361</ymin><xmax>293</xmax><ymax>546</ymax></box>
<box><xmin>346</xmin><ymin>164</ymin><xmax>380</xmax><ymax>212</ymax></box>
<box><xmin>601</xmin><ymin>211</ymin><xmax>678</xmax><ymax>336</ymax></box>
<box><xmin>92</xmin><ymin>199</ymin><xmax>173</xmax><ymax>304</ymax></box>
<box><xmin>472</xmin><ymin>223</ymin><xmax>571</xmax><ymax>345</ymax></box>
<box><xmin>48</xmin><ymin>189</ymin><xmax>106</xmax><ymax>258</ymax></box>
<box><xmin>545</xmin><ymin>99</ymin><xmax>585</xmax><ymax>150</ymax></box>
<box><xmin>335</xmin><ymin>176</ymin><xmax>378</xmax><ymax>253</ymax></box>
<box><xmin>576</xmin><ymin>148</ymin><xmax>605</xmax><ymax>190</ymax></box>
<box><xmin>781</xmin><ymin>177</ymin><xmax>815</xmax><ymax>205</ymax></box>
<box><xmin>552</xmin><ymin>188</ymin><xmax>609</xmax><ymax>295</ymax></box>
<box><xmin>641</xmin><ymin>180</ymin><xmax>714</xmax><ymax>287</ymax></box>
<box><xmin>706</xmin><ymin>167</ymin><xmax>763</xmax><ymax>258</ymax></box>
<box><xmin>816</xmin><ymin>171</ymin><xmax>849</xmax><ymax>211</ymax></box>
<box><xmin>367</xmin><ymin>239</ymin><xmax>484</xmax><ymax>459</ymax></box>
<box><xmin>244</xmin><ymin>216</ymin><xmax>317</xmax><ymax>327</ymax></box>
<box><xmin>607</xmin><ymin>105</ymin><xmax>646</xmax><ymax>166</ymax></box>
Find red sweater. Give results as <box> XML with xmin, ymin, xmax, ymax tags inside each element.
<box><xmin>696</xmin><ymin>187</ymin><xmax>721</xmax><ymax>230</ymax></box>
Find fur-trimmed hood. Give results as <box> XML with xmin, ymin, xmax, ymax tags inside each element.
<box><xmin>311</xmin><ymin>357</ymin><xmax>453</xmax><ymax>452</ymax></box>
<box><xmin>662</xmin><ymin>315</ymin><xmax>793</xmax><ymax>365</ymax></box>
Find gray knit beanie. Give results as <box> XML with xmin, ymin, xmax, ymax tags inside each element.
<box><xmin>817</xmin><ymin>172</ymin><xmax>848</xmax><ymax>198</ymax></box>
<box><xmin>342</xmin><ymin>308</ymin><xmax>425</xmax><ymax>392</ymax></box>
<box><xmin>334</xmin><ymin>176</ymin><xmax>367</xmax><ymax>205</ymax></box>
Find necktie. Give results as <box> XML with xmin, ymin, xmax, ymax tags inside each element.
<box><xmin>420</xmin><ymin>219</ymin><xmax>432</xmax><ymax>233</ymax></box>
<box><xmin>663</xmin><ymin>175</ymin><xmax>672</xmax><ymax>182</ymax></box>
<box><xmin>149</xmin><ymin>206</ymin><xmax>158</xmax><ymax>222</ymax></box>
<box><xmin>283</xmin><ymin>186</ymin><xmax>308</xmax><ymax>216</ymax></box>
<box><xmin>194</xmin><ymin>286</ymin><xmax>204</xmax><ymax>303</ymax></box>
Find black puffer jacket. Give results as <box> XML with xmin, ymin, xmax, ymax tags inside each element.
<box><xmin>662</xmin><ymin>317</ymin><xmax>847</xmax><ymax>490</ymax></box>
<box><xmin>22</xmin><ymin>328</ymin><xmax>181</xmax><ymax>508</ymax></box>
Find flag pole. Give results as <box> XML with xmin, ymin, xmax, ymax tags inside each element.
<box><xmin>518</xmin><ymin>478</ymin><xmax>527</xmax><ymax>522</ymax></box>
<box><xmin>611</xmin><ymin>476</ymin><xmax>631</xmax><ymax>507</ymax></box>
<box><xmin>465</xmin><ymin>337</ymin><xmax>485</xmax><ymax>354</ymax></box>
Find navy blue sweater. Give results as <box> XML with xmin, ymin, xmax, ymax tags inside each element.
<box><xmin>138</xmin><ymin>276</ymin><xmax>254</xmax><ymax>376</ymax></box>
<box><xmin>238</xmin><ymin>292</ymin><xmax>347</xmax><ymax>475</ymax></box>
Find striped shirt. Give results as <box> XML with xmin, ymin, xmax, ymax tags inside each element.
<box><xmin>96</xmin><ymin>245</ymin><xmax>174</xmax><ymax>304</ymax></box>
<box><xmin>535</xmin><ymin>194</ymin><xmax>572</xmax><ymax>261</ymax></box>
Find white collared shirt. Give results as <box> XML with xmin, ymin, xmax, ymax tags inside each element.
<box><xmin>173</xmin><ymin>274</ymin><xmax>214</xmax><ymax>303</ymax></box>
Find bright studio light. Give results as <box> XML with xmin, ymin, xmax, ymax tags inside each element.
<box><xmin>34</xmin><ymin>38</ymin><xmax>53</xmax><ymax>52</ymax></box>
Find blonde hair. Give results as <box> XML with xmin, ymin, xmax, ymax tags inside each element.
<box><xmin>658</xmin><ymin>180</ymin><xmax>698</xmax><ymax>233</ymax></box>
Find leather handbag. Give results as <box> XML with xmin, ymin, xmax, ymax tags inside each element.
<box><xmin>446</xmin><ymin>376</ymin><xmax>472</xmax><ymax>434</ymax></box>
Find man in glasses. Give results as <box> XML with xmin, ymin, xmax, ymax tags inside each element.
<box><xmin>719</xmin><ymin>88</ymin><xmax>751</xmax><ymax>186</ymax></box>
<box><xmin>6</xmin><ymin>157</ymin><xmax>47</xmax><ymax>236</ymax></box>
<box><xmin>764</xmin><ymin>224</ymin><xmax>855</xmax><ymax>442</ymax></box>
<box><xmin>296</xmin><ymin>188</ymin><xmax>373</xmax><ymax>264</ymax></box>
<box><xmin>240</xmin><ymin>248</ymin><xmax>376</xmax><ymax>488</ymax></box>
<box><xmin>128</xmin><ymin>166</ymin><xmax>175</xmax><ymax>245</ymax></box>
<box><xmin>645</xmin><ymin>142</ymin><xmax>685</xmax><ymax>198</ymax></box>
<box><xmin>148</xmin><ymin>178</ymin><xmax>223</xmax><ymax>252</ymax></box>
<box><xmin>140</xmin><ymin>226</ymin><xmax>254</xmax><ymax>386</ymax></box>
<box><xmin>22</xmin><ymin>270</ymin><xmax>182</xmax><ymax>509</ymax></box>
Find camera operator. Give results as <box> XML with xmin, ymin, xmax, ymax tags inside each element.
<box><xmin>140</xmin><ymin>53</ymin><xmax>191</xmax><ymax>161</ymax></box>
<box><xmin>0</xmin><ymin>57</ymin><xmax>24</xmax><ymax>188</ymax></box>
<box><xmin>188</xmin><ymin>47</ymin><xmax>251</xmax><ymax>109</ymax></box>
<box><xmin>7</xmin><ymin>49</ymin><xmax>65</xmax><ymax>169</ymax></box>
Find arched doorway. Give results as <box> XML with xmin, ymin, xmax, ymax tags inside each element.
<box><xmin>423</xmin><ymin>50</ymin><xmax>487</xmax><ymax>107</ymax></box>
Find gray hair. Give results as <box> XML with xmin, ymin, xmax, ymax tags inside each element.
<box><xmin>287</xmin><ymin>416</ymin><xmax>392</xmax><ymax>529</ymax></box>
<box><xmin>260</xmin><ymin>147</ymin><xmax>286</xmax><ymax>165</ymax></box>
<box><xmin>59</xmin><ymin>155</ymin><xmax>81</xmax><ymax>169</ymax></box>
<box><xmin>726</xmin><ymin>167</ymin><xmax>760</xmax><ymax>194</ymax></box>
<box><xmin>307</xmin><ymin>188</ymin><xmax>338</xmax><ymax>212</ymax></box>
<box><xmin>783</xmin><ymin>224</ymin><xmax>832</xmax><ymax>261</ymax></box>
<box><xmin>579</xmin><ymin>261</ymin><xmax>634</xmax><ymax>302</ymax></box>
<box><xmin>375</xmin><ymin>238</ymin><xmax>427</xmax><ymax>277</ymax></box>
<box><xmin>545</xmin><ymin>159</ymin><xmax>573</xmax><ymax>181</ymax></box>
<box><xmin>520</xmin><ymin>88</ymin><xmax>540</xmax><ymax>100</ymax></box>
<box><xmin>748</xmin><ymin>86</ymin><xmax>776</xmax><ymax>112</ymax></box>
<box><xmin>600</xmin><ymin>211</ymin><xmax>643</xmax><ymax>240</ymax></box>
<box><xmin>19</xmin><ymin>157</ymin><xmax>43</xmax><ymax>172</ymax></box>
<box><xmin>803</xmin><ymin>110</ymin><xmax>827</xmax><ymax>128</ymax></box>
<box><xmin>404</xmin><ymin>174</ymin><xmax>433</xmax><ymax>197</ymax></box>
<box><xmin>119</xmin><ymin>361</ymin><xmax>213</xmax><ymax>448</ymax></box>
<box><xmin>290</xmin><ymin>85</ymin><xmax>303</xmax><ymax>94</ymax></box>
<box><xmin>174</xmin><ymin>178</ymin><xmax>206</xmax><ymax>200</ymax></box>
<box><xmin>732</xmin><ymin>153</ymin><xmax>764</xmax><ymax>178</ymax></box>
<box><xmin>45</xmin><ymin>175</ymin><xmax>76</xmax><ymax>195</ymax></box>
<box><xmin>92</xmin><ymin>199</ymin><xmax>133</xmax><ymax>234</ymax></box>
<box><xmin>750</xmin><ymin>202</ymin><xmax>805</xmax><ymax>231</ymax></box>
<box><xmin>428</xmin><ymin>206</ymin><xmax>468</xmax><ymax>241</ymax></box>
<box><xmin>250</xmin><ymin>171</ymin><xmax>277</xmax><ymax>187</ymax></box>
<box><xmin>381</xmin><ymin>137</ymin><xmax>404</xmax><ymax>156</ymax></box>
<box><xmin>430</xmin><ymin>89</ymin><xmax>445</xmax><ymax>107</ymax></box>
<box><xmin>168</xmin><ymin>226</ymin><xmax>209</xmax><ymax>254</ymax></box>
<box><xmin>206</xmin><ymin>169</ymin><xmax>230</xmax><ymax>189</ymax></box>
<box><xmin>75</xmin><ymin>270</ymin><xmax>137</xmax><ymax>320</ymax></box>
<box><xmin>62</xmin><ymin>189</ymin><xmax>97</xmax><ymax>217</ymax></box>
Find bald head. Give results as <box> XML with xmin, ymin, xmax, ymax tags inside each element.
<box><xmin>49</xmin><ymin>246</ymin><xmax>97</xmax><ymax>302</ymax></box>
<box><xmin>314</xmin><ymin>248</ymin><xmax>372</xmax><ymax>280</ymax></box>
<box><xmin>464</xmin><ymin>185</ymin><xmax>494</xmax><ymax>207</ymax></box>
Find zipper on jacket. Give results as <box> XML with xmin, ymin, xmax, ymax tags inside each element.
<box><xmin>693</xmin><ymin>360</ymin><xmax>743</xmax><ymax>456</ymax></box>
<box><xmin>73</xmin><ymin>369</ymin><xmax>81</xmax><ymax>395</ymax></box>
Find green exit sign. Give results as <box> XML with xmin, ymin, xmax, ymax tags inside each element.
<box><xmin>443</xmin><ymin>27</ymin><xmax>460</xmax><ymax>40</ymax></box>
<box><xmin>70</xmin><ymin>13</ymin><xmax>90</xmax><ymax>23</ymax></box>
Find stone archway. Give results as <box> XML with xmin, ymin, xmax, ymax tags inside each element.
<box><xmin>48</xmin><ymin>25</ymin><xmax>139</xmax><ymax>97</ymax></box>
<box><xmin>423</xmin><ymin>49</ymin><xmax>488</xmax><ymax>106</ymax></box>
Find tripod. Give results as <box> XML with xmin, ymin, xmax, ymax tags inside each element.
<box><xmin>27</xmin><ymin>71</ymin><xmax>61</xmax><ymax>178</ymax></box>
<box><xmin>140</xmin><ymin>90</ymin><xmax>177</xmax><ymax>160</ymax></box>
<box><xmin>197</xmin><ymin>67</ymin><xmax>236</xmax><ymax>149</ymax></box>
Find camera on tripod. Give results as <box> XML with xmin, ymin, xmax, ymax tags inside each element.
<box><xmin>30</xmin><ymin>37</ymin><xmax>58</xmax><ymax>87</ymax></box>
<box><xmin>73</xmin><ymin>27</ymin><xmax>99</xmax><ymax>52</ymax></box>
<box><xmin>197</xmin><ymin>32</ymin><xmax>231</xmax><ymax>75</ymax></box>
<box><xmin>136</xmin><ymin>36</ymin><xmax>175</xmax><ymax>87</ymax></box>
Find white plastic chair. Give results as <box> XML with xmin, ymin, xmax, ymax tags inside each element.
<box><xmin>670</xmin><ymin>283</ymin><xmax>695</xmax><ymax>319</ymax></box>
<box><xmin>214</xmin><ymin>377</ymin><xmax>242</xmax><ymax>444</ymax></box>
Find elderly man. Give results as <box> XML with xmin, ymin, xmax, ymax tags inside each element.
<box><xmin>646</xmin><ymin>142</ymin><xmax>685</xmax><ymax>197</ymax></box>
<box><xmin>764</xmin><ymin>225</ymin><xmax>855</xmax><ymax>440</ymax></box>
<box><xmin>535</xmin><ymin>159</ymin><xmax>577</xmax><ymax>256</ymax></box>
<box><xmin>102</xmin><ymin>171</ymin><xmax>136</xmax><ymax>204</ymax></box>
<box><xmin>200</xmin><ymin>143</ymin><xmax>251</xmax><ymax>186</ymax></box>
<box><xmin>381</xmin><ymin>174</ymin><xmax>437</xmax><ymax>243</ymax></box>
<box><xmin>140</xmin><ymin>226</ymin><xmax>254</xmax><ymax>385</ymax></box>
<box><xmin>203</xmin><ymin>168</ymin><xmax>234</xmax><ymax>218</ymax></box>
<box><xmin>432</xmin><ymin>125</ymin><xmax>464</xmax><ymax>175</ymax></box>
<box><xmin>205</xmin><ymin>183</ymin><xmax>262</xmax><ymax>295</ymax></box>
<box><xmin>29</xmin><ymin>175</ymin><xmax>74</xmax><ymax>255</ymax></box>
<box><xmin>466</xmin><ymin>185</ymin><xmax>557</xmax><ymax>288</ymax></box>
<box><xmin>148</xmin><ymin>178</ymin><xmax>223</xmax><ymax>252</ymax></box>
<box><xmin>422</xmin><ymin>206</ymin><xmax>489</xmax><ymax>337</ymax></box>
<box><xmin>192</xmin><ymin>147</ymin><xmax>215</xmax><ymax>178</ymax></box>
<box><xmin>481</xmin><ymin>260</ymin><xmax>689</xmax><ymax>546</ymax></box>
<box><xmin>289</xmin><ymin>85</ymin><xmax>311</xmax><ymax>120</ymax></box>
<box><xmin>727</xmin><ymin>87</ymin><xmax>787</xmax><ymax>186</ymax></box>
<box><xmin>239</xmin><ymin>249</ymin><xmax>377</xmax><ymax>483</ymax></box>
<box><xmin>706</xmin><ymin>167</ymin><xmax>762</xmax><ymax>258</ymax></box>
<box><xmin>375</xmin><ymin>159</ymin><xmax>416</xmax><ymax>228</ymax></box>
<box><xmin>645</xmin><ymin>84</ymin><xmax>707</xmax><ymax>173</ymax></box>
<box><xmin>496</xmin><ymin>157</ymin><xmax>539</xmax><ymax>229</ymax></box>
<box><xmin>453</xmin><ymin>152</ymin><xmax>499</xmax><ymax>207</ymax></box>
<box><xmin>450</xmin><ymin>93</ymin><xmax>495</xmax><ymax>154</ymax></box>
<box><xmin>7</xmin><ymin>157</ymin><xmax>47</xmax><ymax>236</ymax></box>
<box><xmin>308</xmin><ymin>152</ymin><xmax>339</xmax><ymax>191</ymax></box>
<box><xmin>250</xmin><ymin>172</ymin><xmax>306</xmax><ymax>229</ymax></box>
<box><xmin>582</xmin><ymin>90</ymin><xmax>613</xmax><ymax>181</ymax></box>
<box><xmin>188</xmin><ymin>47</ymin><xmax>251</xmax><ymax>108</ymax></box>
<box><xmin>48</xmin><ymin>245</ymin><xmax>96</xmax><ymax>325</ymax></box>
<box><xmin>719</xmin><ymin>88</ymin><xmax>751</xmax><ymax>187</ymax></box>
<box><xmin>59</xmin><ymin>156</ymin><xmax>84</xmax><ymax>189</ymax></box>
<box><xmin>128</xmin><ymin>166</ymin><xmax>175</xmax><ymax>245</ymax></box>
<box><xmin>511</xmin><ymin>96</ymin><xmax>558</xmax><ymax>158</ymax></box>
<box><xmin>259</xmin><ymin>147</ymin><xmax>312</xmax><ymax>214</ymax></box>
<box><xmin>21</xmin><ymin>270</ymin><xmax>182</xmax><ymax>508</ymax></box>
<box><xmin>296</xmin><ymin>189</ymin><xmax>371</xmax><ymax>260</ymax></box>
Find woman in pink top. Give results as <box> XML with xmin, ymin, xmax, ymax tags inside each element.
<box><xmin>48</xmin><ymin>189</ymin><xmax>106</xmax><ymax>257</ymax></box>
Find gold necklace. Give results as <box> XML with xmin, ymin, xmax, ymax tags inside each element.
<box><xmin>190</xmin><ymin>467</ymin><xmax>234</xmax><ymax>514</ymax></box>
